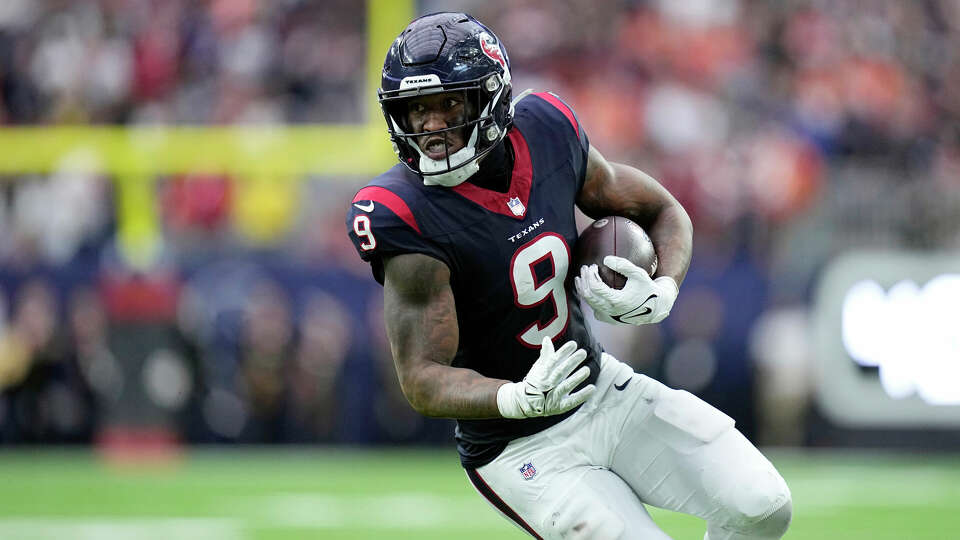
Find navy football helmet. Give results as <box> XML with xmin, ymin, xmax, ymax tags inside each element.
<box><xmin>379</xmin><ymin>12</ymin><xmax>513</xmax><ymax>186</ymax></box>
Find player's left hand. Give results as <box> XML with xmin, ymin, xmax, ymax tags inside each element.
<box><xmin>574</xmin><ymin>256</ymin><xmax>679</xmax><ymax>325</ymax></box>
<box><xmin>496</xmin><ymin>337</ymin><xmax>594</xmax><ymax>419</ymax></box>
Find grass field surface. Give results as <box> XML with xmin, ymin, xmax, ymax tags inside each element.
<box><xmin>0</xmin><ymin>447</ymin><xmax>956</xmax><ymax>539</ymax></box>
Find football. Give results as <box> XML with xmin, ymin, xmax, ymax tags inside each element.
<box><xmin>573</xmin><ymin>216</ymin><xmax>658</xmax><ymax>289</ymax></box>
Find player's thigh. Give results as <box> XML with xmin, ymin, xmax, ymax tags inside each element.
<box><xmin>466</xmin><ymin>420</ymin><xmax>590</xmax><ymax>538</ymax></box>
<box><xmin>471</xmin><ymin>463</ymin><xmax>671</xmax><ymax>540</ymax></box>
<box><xmin>467</xmin><ymin>417</ymin><xmax>668</xmax><ymax>539</ymax></box>
<box><xmin>612</xmin><ymin>382</ymin><xmax>790</xmax><ymax>526</ymax></box>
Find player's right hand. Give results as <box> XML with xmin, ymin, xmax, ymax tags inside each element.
<box><xmin>496</xmin><ymin>337</ymin><xmax>595</xmax><ymax>419</ymax></box>
<box><xmin>575</xmin><ymin>257</ymin><xmax>679</xmax><ymax>326</ymax></box>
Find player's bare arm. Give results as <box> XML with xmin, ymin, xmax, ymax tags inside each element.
<box><xmin>382</xmin><ymin>252</ymin><xmax>505</xmax><ymax>419</ymax></box>
<box><xmin>576</xmin><ymin>146</ymin><xmax>693</xmax><ymax>286</ymax></box>
<box><xmin>383</xmin><ymin>252</ymin><xmax>595</xmax><ymax>420</ymax></box>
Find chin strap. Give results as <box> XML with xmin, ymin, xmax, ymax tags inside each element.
<box><xmin>420</xmin><ymin>145</ymin><xmax>480</xmax><ymax>187</ymax></box>
<box><xmin>416</xmin><ymin>120</ymin><xmax>481</xmax><ymax>187</ymax></box>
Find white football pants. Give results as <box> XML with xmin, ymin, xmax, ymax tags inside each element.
<box><xmin>466</xmin><ymin>354</ymin><xmax>792</xmax><ymax>540</ymax></box>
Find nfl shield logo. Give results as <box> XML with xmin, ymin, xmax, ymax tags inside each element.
<box><xmin>507</xmin><ymin>197</ymin><xmax>525</xmax><ymax>216</ymax></box>
<box><xmin>519</xmin><ymin>462</ymin><xmax>537</xmax><ymax>481</ymax></box>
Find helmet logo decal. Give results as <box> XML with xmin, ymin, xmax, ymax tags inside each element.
<box><xmin>399</xmin><ymin>74</ymin><xmax>442</xmax><ymax>91</ymax></box>
<box><xmin>479</xmin><ymin>32</ymin><xmax>507</xmax><ymax>72</ymax></box>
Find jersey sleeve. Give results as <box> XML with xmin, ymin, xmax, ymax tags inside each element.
<box><xmin>345</xmin><ymin>185</ymin><xmax>450</xmax><ymax>284</ymax></box>
<box><xmin>528</xmin><ymin>92</ymin><xmax>591</xmax><ymax>191</ymax></box>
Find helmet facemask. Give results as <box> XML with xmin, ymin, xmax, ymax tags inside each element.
<box><xmin>380</xmin><ymin>73</ymin><xmax>512</xmax><ymax>187</ymax></box>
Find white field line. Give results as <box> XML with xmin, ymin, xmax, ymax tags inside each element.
<box><xmin>255</xmin><ymin>492</ymin><xmax>507</xmax><ymax>529</ymax></box>
<box><xmin>0</xmin><ymin>518</ymin><xmax>241</xmax><ymax>540</ymax></box>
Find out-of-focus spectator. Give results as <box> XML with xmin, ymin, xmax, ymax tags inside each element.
<box><xmin>288</xmin><ymin>289</ymin><xmax>350</xmax><ymax>442</ymax></box>
<box><xmin>68</xmin><ymin>285</ymin><xmax>116</xmax><ymax>418</ymax></box>
<box><xmin>231</xmin><ymin>173</ymin><xmax>299</xmax><ymax>246</ymax></box>
<box><xmin>750</xmin><ymin>306</ymin><xmax>813</xmax><ymax>447</ymax></box>
<box><xmin>237</xmin><ymin>277</ymin><xmax>293</xmax><ymax>442</ymax></box>
<box><xmin>0</xmin><ymin>0</ymin><xmax>366</xmax><ymax>125</ymax></box>
<box><xmin>160</xmin><ymin>174</ymin><xmax>232</xmax><ymax>237</ymax></box>
<box><xmin>0</xmin><ymin>279</ymin><xmax>58</xmax><ymax>392</ymax></box>
<box><xmin>1</xmin><ymin>154</ymin><xmax>110</xmax><ymax>268</ymax></box>
<box><xmin>1</xmin><ymin>278</ymin><xmax>95</xmax><ymax>443</ymax></box>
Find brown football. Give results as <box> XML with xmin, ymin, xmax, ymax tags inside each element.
<box><xmin>573</xmin><ymin>216</ymin><xmax>658</xmax><ymax>289</ymax></box>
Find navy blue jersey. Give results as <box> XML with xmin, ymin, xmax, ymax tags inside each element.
<box><xmin>346</xmin><ymin>92</ymin><xmax>602</xmax><ymax>468</ymax></box>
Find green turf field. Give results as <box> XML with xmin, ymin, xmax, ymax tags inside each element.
<box><xmin>0</xmin><ymin>447</ymin><xmax>956</xmax><ymax>539</ymax></box>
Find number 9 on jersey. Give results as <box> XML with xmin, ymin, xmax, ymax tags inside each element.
<box><xmin>510</xmin><ymin>233</ymin><xmax>570</xmax><ymax>347</ymax></box>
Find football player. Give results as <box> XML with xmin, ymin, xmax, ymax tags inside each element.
<box><xmin>346</xmin><ymin>12</ymin><xmax>792</xmax><ymax>540</ymax></box>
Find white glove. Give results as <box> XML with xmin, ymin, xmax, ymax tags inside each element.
<box><xmin>574</xmin><ymin>255</ymin><xmax>679</xmax><ymax>326</ymax></box>
<box><xmin>497</xmin><ymin>337</ymin><xmax>595</xmax><ymax>419</ymax></box>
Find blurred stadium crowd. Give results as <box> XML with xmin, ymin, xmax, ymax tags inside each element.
<box><xmin>0</xmin><ymin>0</ymin><xmax>958</xmax><ymax>449</ymax></box>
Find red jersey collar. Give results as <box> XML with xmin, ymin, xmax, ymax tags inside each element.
<box><xmin>450</xmin><ymin>127</ymin><xmax>532</xmax><ymax>220</ymax></box>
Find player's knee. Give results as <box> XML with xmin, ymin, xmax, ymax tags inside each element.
<box><xmin>753</xmin><ymin>498</ymin><xmax>792</xmax><ymax>537</ymax></box>
<box><xmin>715</xmin><ymin>468</ymin><xmax>792</xmax><ymax>537</ymax></box>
